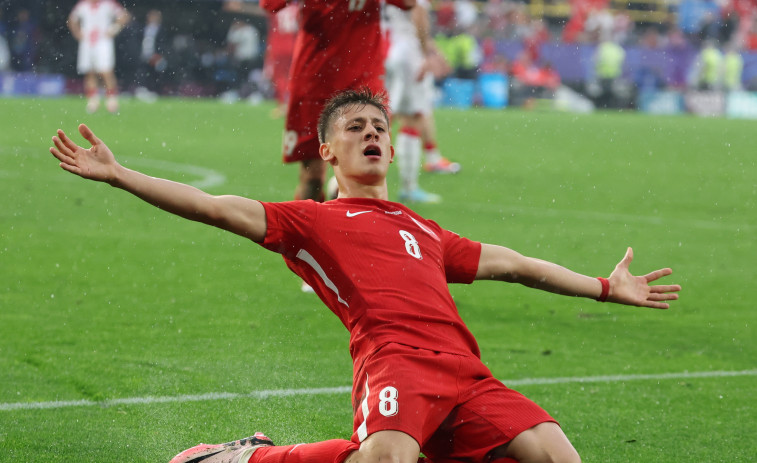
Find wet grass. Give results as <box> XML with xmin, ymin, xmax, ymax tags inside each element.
<box><xmin>1</xmin><ymin>97</ymin><xmax>755</xmax><ymax>462</ymax></box>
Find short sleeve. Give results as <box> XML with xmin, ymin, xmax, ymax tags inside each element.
<box><xmin>259</xmin><ymin>200</ymin><xmax>316</xmax><ymax>258</ymax></box>
<box><xmin>442</xmin><ymin>229</ymin><xmax>481</xmax><ymax>284</ymax></box>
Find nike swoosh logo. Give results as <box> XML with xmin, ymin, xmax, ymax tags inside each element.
<box><xmin>188</xmin><ymin>449</ymin><xmax>224</xmax><ymax>462</ymax></box>
<box><xmin>346</xmin><ymin>210</ymin><xmax>372</xmax><ymax>217</ymax></box>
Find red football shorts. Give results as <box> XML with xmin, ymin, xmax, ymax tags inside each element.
<box><xmin>281</xmin><ymin>97</ymin><xmax>323</xmax><ymax>163</ymax></box>
<box><xmin>265</xmin><ymin>52</ymin><xmax>293</xmax><ymax>104</ymax></box>
<box><xmin>351</xmin><ymin>343</ymin><xmax>556</xmax><ymax>462</ymax></box>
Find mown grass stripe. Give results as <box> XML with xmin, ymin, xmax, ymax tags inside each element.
<box><xmin>3</xmin><ymin>369</ymin><xmax>754</xmax><ymax>412</ymax></box>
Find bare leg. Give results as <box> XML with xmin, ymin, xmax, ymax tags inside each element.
<box><xmin>101</xmin><ymin>70</ymin><xmax>119</xmax><ymax>113</ymax></box>
<box><xmin>344</xmin><ymin>430</ymin><xmax>420</xmax><ymax>463</ymax></box>
<box><xmin>420</xmin><ymin>112</ymin><xmax>459</xmax><ymax>174</ymax></box>
<box><xmin>102</xmin><ymin>70</ymin><xmax>118</xmax><ymax>95</ymax></box>
<box><xmin>492</xmin><ymin>422</ymin><xmax>581</xmax><ymax>463</ymax></box>
<box><xmin>84</xmin><ymin>72</ymin><xmax>100</xmax><ymax>113</ymax></box>
<box><xmin>295</xmin><ymin>158</ymin><xmax>327</xmax><ymax>202</ymax></box>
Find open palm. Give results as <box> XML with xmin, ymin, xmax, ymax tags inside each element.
<box><xmin>608</xmin><ymin>247</ymin><xmax>681</xmax><ymax>309</ymax></box>
<box><xmin>50</xmin><ymin>124</ymin><xmax>118</xmax><ymax>183</ymax></box>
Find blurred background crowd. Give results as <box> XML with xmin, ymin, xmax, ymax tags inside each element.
<box><xmin>1</xmin><ymin>0</ymin><xmax>756</xmax><ymax>111</ymax></box>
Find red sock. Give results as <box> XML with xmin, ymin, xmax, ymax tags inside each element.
<box><xmin>250</xmin><ymin>439</ymin><xmax>359</xmax><ymax>463</ymax></box>
<box><xmin>424</xmin><ymin>142</ymin><xmax>436</xmax><ymax>151</ymax></box>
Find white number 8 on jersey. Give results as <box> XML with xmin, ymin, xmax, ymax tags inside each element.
<box><xmin>399</xmin><ymin>230</ymin><xmax>422</xmax><ymax>260</ymax></box>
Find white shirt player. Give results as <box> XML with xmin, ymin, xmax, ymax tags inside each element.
<box><xmin>384</xmin><ymin>0</ymin><xmax>427</xmax><ymax>51</ymax></box>
<box><xmin>70</xmin><ymin>0</ymin><xmax>127</xmax><ymax>74</ymax></box>
<box><xmin>383</xmin><ymin>0</ymin><xmax>434</xmax><ymax>115</ymax></box>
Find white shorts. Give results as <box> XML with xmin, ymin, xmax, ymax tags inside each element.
<box><xmin>77</xmin><ymin>39</ymin><xmax>115</xmax><ymax>74</ymax></box>
<box><xmin>385</xmin><ymin>44</ymin><xmax>434</xmax><ymax>116</ymax></box>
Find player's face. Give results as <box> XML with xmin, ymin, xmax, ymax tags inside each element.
<box><xmin>321</xmin><ymin>104</ymin><xmax>394</xmax><ymax>185</ymax></box>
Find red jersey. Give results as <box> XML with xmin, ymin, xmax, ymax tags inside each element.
<box><xmin>262</xmin><ymin>0</ymin><xmax>409</xmax><ymax>99</ymax></box>
<box><xmin>259</xmin><ymin>198</ymin><xmax>482</xmax><ymax>362</ymax></box>
<box><xmin>265</xmin><ymin>3</ymin><xmax>298</xmax><ymax>58</ymax></box>
<box><xmin>261</xmin><ymin>0</ymin><xmax>411</xmax><ymax>162</ymax></box>
<box><xmin>264</xmin><ymin>4</ymin><xmax>299</xmax><ymax>103</ymax></box>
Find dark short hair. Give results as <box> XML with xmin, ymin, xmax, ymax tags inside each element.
<box><xmin>317</xmin><ymin>88</ymin><xmax>390</xmax><ymax>143</ymax></box>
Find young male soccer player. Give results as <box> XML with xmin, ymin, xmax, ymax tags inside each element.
<box><xmin>50</xmin><ymin>89</ymin><xmax>680</xmax><ymax>463</ymax></box>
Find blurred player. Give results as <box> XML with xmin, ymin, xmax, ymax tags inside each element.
<box><xmin>50</xmin><ymin>88</ymin><xmax>680</xmax><ymax>463</ymax></box>
<box><xmin>68</xmin><ymin>0</ymin><xmax>131</xmax><ymax>114</ymax></box>
<box><xmin>134</xmin><ymin>9</ymin><xmax>169</xmax><ymax>102</ymax></box>
<box><xmin>385</xmin><ymin>0</ymin><xmax>460</xmax><ymax>204</ymax></box>
<box><xmin>222</xmin><ymin>0</ymin><xmax>297</xmax><ymax>115</ymax></box>
<box><xmin>263</xmin><ymin>2</ymin><xmax>298</xmax><ymax>117</ymax></box>
<box><xmin>260</xmin><ymin>0</ymin><xmax>415</xmax><ymax>204</ymax></box>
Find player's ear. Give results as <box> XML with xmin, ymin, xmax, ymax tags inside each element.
<box><xmin>389</xmin><ymin>145</ymin><xmax>395</xmax><ymax>164</ymax></box>
<box><xmin>320</xmin><ymin>142</ymin><xmax>336</xmax><ymax>164</ymax></box>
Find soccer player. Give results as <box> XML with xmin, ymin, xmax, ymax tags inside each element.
<box><xmin>50</xmin><ymin>89</ymin><xmax>680</xmax><ymax>463</ymax></box>
<box><xmin>221</xmin><ymin>0</ymin><xmax>295</xmax><ymax>114</ymax></box>
<box><xmin>384</xmin><ymin>0</ymin><xmax>459</xmax><ymax>203</ymax></box>
<box><xmin>263</xmin><ymin>2</ymin><xmax>298</xmax><ymax>117</ymax></box>
<box><xmin>260</xmin><ymin>0</ymin><xmax>415</xmax><ymax>204</ymax></box>
<box><xmin>68</xmin><ymin>0</ymin><xmax>131</xmax><ymax>114</ymax></box>
<box><xmin>134</xmin><ymin>9</ymin><xmax>170</xmax><ymax>102</ymax></box>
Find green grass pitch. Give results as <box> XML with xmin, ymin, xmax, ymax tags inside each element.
<box><xmin>0</xmin><ymin>96</ymin><xmax>755</xmax><ymax>462</ymax></box>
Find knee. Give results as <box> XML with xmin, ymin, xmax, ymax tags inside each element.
<box><xmin>544</xmin><ymin>447</ymin><xmax>581</xmax><ymax>463</ymax></box>
<box><xmin>527</xmin><ymin>442</ymin><xmax>581</xmax><ymax>463</ymax></box>
<box><xmin>499</xmin><ymin>422</ymin><xmax>581</xmax><ymax>463</ymax></box>
<box><xmin>345</xmin><ymin>448</ymin><xmax>416</xmax><ymax>463</ymax></box>
<box><xmin>530</xmin><ymin>445</ymin><xmax>581</xmax><ymax>463</ymax></box>
<box><xmin>345</xmin><ymin>431</ymin><xmax>420</xmax><ymax>463</ymax></box>
<box><xmin>353</xmin><ymin>450</ymin><xmax>411</xmax><ymax>463</ymax></box>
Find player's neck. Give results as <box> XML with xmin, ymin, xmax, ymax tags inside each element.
<box><xmin>337</xmin><ymin>182</ymin><xmax>389</xmax><ymax>201</ymax></box>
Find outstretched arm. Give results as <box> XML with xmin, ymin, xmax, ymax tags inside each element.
<box><xmin>476</xmin><ymin>244</ymin><xmax>680</xmax><ymax>309</ymax></box>
<box><xmin>50</xmin><ymin>124</ymin><xmax>267</xmax><ymax>242</ymax></box>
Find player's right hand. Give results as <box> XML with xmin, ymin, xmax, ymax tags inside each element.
<box><xmin>50</xmin><ymin>124</ymin><xmax>119</xmax><ymax>183</ymax></box>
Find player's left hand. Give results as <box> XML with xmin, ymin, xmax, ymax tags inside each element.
<box><xmin>606</xmin><ymin>247</ymin><xmax>681</xmax><ymax>309</ymax></box>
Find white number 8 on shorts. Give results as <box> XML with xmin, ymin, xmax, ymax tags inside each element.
<box><xmin>378</xmin><ymin>386</ymin><xmax>399</xmax><ymax>417</ymax></box>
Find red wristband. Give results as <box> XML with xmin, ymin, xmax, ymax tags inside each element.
<box><xmin>596</xmin><ymin>277</ymin><xmax>610</xmax><ymax>302</ymax></box>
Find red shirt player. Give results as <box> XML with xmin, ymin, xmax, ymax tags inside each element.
<box><xmin>260</xmin><ymin>0</ymin><xmax>415</xmax><ymax>203</ymax></box>
<box><xmin>263</xmin><ymin>2</ymin><xmax>298</xmax><ymax>110</ymax></box>
<box><xmin>51</xmin><ymin>89</ymin><xmax>680</xmax><ymax>463</ymax></box>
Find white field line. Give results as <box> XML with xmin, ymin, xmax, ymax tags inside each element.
<box><xmin>123</xmin><ymin>157</ymin><xmax>226</xmax><ymax>190</ymax></box>
<box><xmin>3</xmin><ymin>147</ymin><xmax>226</xmax><ymax>190</ymax></box>
<box><xmin>2</xmin><ymin>369</ymin><xmax>755</xmax><ymax>412</ymax></box>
